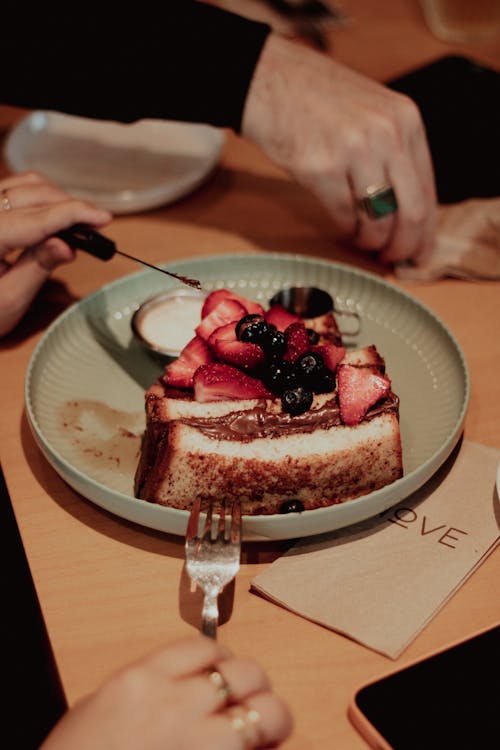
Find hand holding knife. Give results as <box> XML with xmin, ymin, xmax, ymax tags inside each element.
<box><xmin>55</xmin><ymin>224</ymin><xmax>202</xmax><ymax>290</ymax></box>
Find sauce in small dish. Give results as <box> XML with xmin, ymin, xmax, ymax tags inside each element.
<box><xmin>132</xmin><ymin>289</ymin><xmax>205</xmax><ymax>358</ymax></box>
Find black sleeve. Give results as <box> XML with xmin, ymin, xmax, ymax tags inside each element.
<box><xmin>2</xmin><ymin>2</ymin><xmax>271</xmax><ymax>132</ymax></box>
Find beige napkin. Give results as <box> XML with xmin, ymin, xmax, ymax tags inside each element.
<box><xmin>396</xmin><ymin>198</ymin><xmax>500</xmax><ymax>281</ymax></box>
<box><xmin>251</xmin><ymin>440</ymin><xmax>500</xmax><ymax>658</ymax></box>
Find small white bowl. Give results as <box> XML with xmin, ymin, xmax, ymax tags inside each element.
<box><xmin>132</xmin><ymin>289</ymin><xmax>205</xmax><ymax>358</ymax></box>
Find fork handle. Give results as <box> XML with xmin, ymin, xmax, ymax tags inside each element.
<box><xmin>202</xmin><ymin>591</ymin><xmax>219</xmax><ymax>639</ymax></box>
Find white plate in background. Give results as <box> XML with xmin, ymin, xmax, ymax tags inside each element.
<box><xmin>25</xmin><ymin>253</ymin><xmax>470</xmax><ymax>541</ymax></box>
<box><xmin>4</xmin><ymin>111</ymin><xmax>224</xmax><ymax>213</ymax></box>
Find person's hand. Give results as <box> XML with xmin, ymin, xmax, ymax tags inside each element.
<box><xmin>40</xmin><ymin>634</ymin><xmax>293</xmax><ymax>750</ymax></box>
<box><xmin>0</xmin><ymin>172</ymin><xmax>111</xmax><ymax>336</ymax></box>
<box><xmin>242</xmin><ymin>33</ymin><xmax>438</xmax><ymax>265</ymax></box>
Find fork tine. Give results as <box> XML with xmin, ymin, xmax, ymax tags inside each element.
<box><xmin>186</xmin><ymin>496</ymin><xmax>201</xmax><ymax>541</ymax></box>
<box><xmin>201</xmin><ymin>499</ymin><xmax>214</xmax><ymax>541</ymax></box>
<box><xmin>217</xmin><ymin>498</ymin><xmax>226</xmax><ymax>540</ymax></box>
<box><xmin>230</xmin><ymin>500</ymin><xmax>241</xmax><ymax>545</ymax></box>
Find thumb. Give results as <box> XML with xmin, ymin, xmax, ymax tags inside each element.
<box><xmin>0</xmin><ymin>242</ymin><xmax>74</xmax><ymax>336</ymax></box>
<box><xmin>33</xmin><ymin>237</ymin><xmax>77</xmax><ymax>271</ymax></box>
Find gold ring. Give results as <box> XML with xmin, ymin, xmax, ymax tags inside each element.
<box><xmin>358</xmin><ymin>183</ymin><xmax>398</xmax><ymax>219</ymax></box>
<box><xmin>0</xmin><ymin>189</ymin><xmax>12</xmax><ymax>212</ymax></box>
<box><xmin>207</xmin><ymin>668</ymin><xmax>232</xmax><ymax>709</ymax></box>
<box><xmin>227</xmin><ymin>705</ymin><xmax>263</xmax><ymax>749</ymax></box>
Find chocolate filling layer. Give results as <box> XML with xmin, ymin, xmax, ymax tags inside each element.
<box><xmin>178</xmin><ymin>393</ymin><xmax>399</xmax><ymax>441</ymax></box>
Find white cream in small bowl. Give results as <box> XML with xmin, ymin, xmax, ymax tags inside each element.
<box><xmin>132</xmin><ymin>289</ymin><xmax>205</xmax><ymax>358</ymax></box>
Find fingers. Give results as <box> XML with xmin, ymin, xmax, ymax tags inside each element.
<box><xmin>347</xmin><ymin>98</ymin><xmax>437</xmax><ymax>264</ymax></box>
<box><xmin>134</xmin><ymin>636</ymin><xmax>292</xmax><ymax>749</ymax></box>
<box><xmin>0</xmin><ymin>171</ymin><xmax>111</xmax><ymax>258</ymax></box>
<box><xmin>0</xmin><ymin>171</ymin><xmax>73</xmax><ymax>209</ymax></box>
<box><xmin>348</xmin><ymin>149</ymin><xmax>396</xmax><ymax>253</ymax></box>
<box><xmin>0</xmin><ymin>199</ymin><xmax>111</xmax><ymax>256</ymax></box>
<box><xmin>0</xmin><ymin>171</ymin><xmax>112</xmax><ymax>336</ymax></box>
<box><xmin>145</xmin><ymin>633</ymin><xmax>232</xmax><ymax>679</ymax></box>
<box><xmin>200</xmin><ymin>691</ymin><xmax>293</xmax><ymax>749</ymax></box>
<box><xmin>401</xmin><ymin>118</ymin><xmax>438</xmax><ymax>265</ymax></box>
<box><xmin>0</xmin><ymin>171</ymin><xmax>52</xmax><ymax>191</ymax></box>
<box><xmin>174</xmin><ymin>656</ymin><xmax>273</xmax><ymax>717</ymax></box>
<box><xmin>145</xmin><ymin>636</ymin><xmax>271</xmax><ymax>715</ymax></box>
<box><xmin>377</xmin><ymin>102</ymin><xmax>437</xmax><ymax>265</ymax></box>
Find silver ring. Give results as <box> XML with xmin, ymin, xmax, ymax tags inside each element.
<box><xmin>358</xmin><ymin>183</ymin><xmax>398</xmax><ymax>219</ymax></box>
<box><xmin>207</xmin><ymin>668</ymin><xmax>232</xmax><ymax>709</ymax></box>
<box><xmin>0</xmin><ymin>189</ymin><xmax>12</xmax><ymax>212</ymax></box>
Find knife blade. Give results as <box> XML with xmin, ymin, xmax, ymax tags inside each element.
<box><xmin>55</xmin><ymin>224</ymin><xmax>202</xmax><ymax>290</ymax></box>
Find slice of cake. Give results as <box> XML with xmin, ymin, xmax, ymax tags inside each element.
<box><xmin>134</xmin><ymin>288</ymin><xmax>402</xmax><ymax>515</ymax></box>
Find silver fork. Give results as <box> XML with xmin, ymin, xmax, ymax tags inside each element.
<box><xmin>185</xmin><ymin>497</ymin><xmax>242</xmax><ymax>639</ymax></box>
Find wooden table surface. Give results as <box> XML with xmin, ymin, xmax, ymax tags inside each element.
<box><xmin>1</xmin><ymin>2</ymin><xmax>499</xmax><ymax>747</ymax></box>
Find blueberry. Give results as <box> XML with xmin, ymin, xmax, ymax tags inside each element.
<box><xmin>279</xmin><ymin>499</ymin><xmax>305</xmax><ymax>514</ymax></box>
<box><xmin>236</xmin><ymin>314</ymin><xmax>268</xmax><ymax>343</ymax></box>
<box><xmin>263</xmin><ymin>359</ymin><xmax>301</xmax><ymax>394</ymax></box>
<box><xmin>281</xmin><ymin>386</ymin><xmax>313</xmax><ymax>415</ymax></box>
<box><xmin>296</xmin><ymin>351</ymin><xmax>325</xmax><ymax>379</ymax></box>
<box><xmin>313</xmin><ymin>369</ymin><xmax>336</xmax><ymax>394</ymax></box>
<box><xmin>261</xmin><ymin>329</ymin><xmax>286</xmax><ymax>357</ymax></box>
<box><xmin>294</xmin><ymin>351</ymin><xmax>336</xmax><ymax>393</ymax></box>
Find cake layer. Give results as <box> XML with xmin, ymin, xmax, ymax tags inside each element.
<box><xmin>135</xmin><ymin>408</ymin><xmax>402</xmax><ymax>515</ymax></box>
<box><xmin>134</xmin><ymin>342</ymin><xmax>403</xmax><ymax>515</ymax></box>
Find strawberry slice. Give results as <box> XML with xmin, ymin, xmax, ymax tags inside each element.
<box><xmin>213</xmin><ymin>339</ymin><xmax>264</xmax><ymax>371</ymax></box>
<box><xmin>283</xmin><ymin>321</ymin><xmax>310</xmax><ymax>363</ymax></box>
<box><xmin>265</xmin><ymin>304</ymin><xmax>301</xmax><ymax>332</ymax></box>
<box><xmin>207</xmin><ymin>321</ymin><xmax>238</xmax><ymax>346</ymax></box>
<box><xmin>311</xmin><ymin>343</ymin><xmax>346</xmax><ymax>373</ymax></box>
<box><xmin>208</xmin><ymin>322</ymin><xmax>264</xmax><ymax>371</ymax></box>
<box><xmin>195</xmin><ymin>299</ymin><xmax>247</xmax><ymax>341</ymax></box>
<box><xmin>162</xmin><ymin>336</ymin><xmax>213</xmax><ymax>389</ymax></box>
<box><xmin>337</xmin><ymin>364</ymin><xmax>391</xmax><ymax>426</ymax></box>
<box><xmin>201</xmin><ymin>288</ymin><xmax>265</xmax><ymax>319</ymax></box>
<box><xmin>193</xmin><ymin>363</ymin><xmax>274</xmax><ymax>402</ymax></box>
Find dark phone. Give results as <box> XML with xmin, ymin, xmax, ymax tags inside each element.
<box><xmin>348</xmin><ymin>624</ymin><xmax>500</xmax><ymax>749</ymax></box>
<box><xmin>386</xmin><ymin>55</ymin><xmax>500</xmax><ymax>203</ymax></box>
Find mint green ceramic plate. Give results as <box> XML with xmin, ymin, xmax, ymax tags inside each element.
<box><xmin>25</xmin><ymin>253</ymin><xmax>469</xmax><ymax>540</ymax></box>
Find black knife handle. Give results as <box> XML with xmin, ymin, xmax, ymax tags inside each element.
<box><xmin>55</xmin><ymin>224</ymin><xmax>116</xmax><ymax>261</ymax></box>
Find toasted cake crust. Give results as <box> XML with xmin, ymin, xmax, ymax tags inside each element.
<box><xmin>135</xmin><ymin>411</ymin><xmax>402</xmax><ymax>515</ymax></box>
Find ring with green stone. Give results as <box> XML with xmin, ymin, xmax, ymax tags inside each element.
<box><xmin>358</xmin><ymin>184</ymin><xmax>398</xmax><ymax>219</ymax></box>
